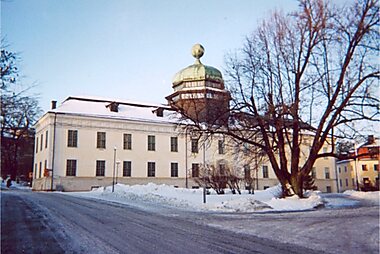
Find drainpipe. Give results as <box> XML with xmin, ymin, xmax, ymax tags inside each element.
<box><xmin>51</xmin><ymin>112</ymin><xmax>57</xmax><ymax>191</ymax></box>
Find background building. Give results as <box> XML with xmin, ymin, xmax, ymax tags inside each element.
<box><xmin>336</xmin><ymin>136</ymin><xmax>379</xmax><ymax>192</ymax></box>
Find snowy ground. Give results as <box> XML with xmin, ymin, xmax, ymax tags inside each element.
<box><xmin>0</xmin><ymin>178</ymin><xmax>31</xmax><ymax>190</ymax></box>
<box><xmin>65</xmin><ymin>182</ymin><xmax>379</xmax><ymax>213</ymax></box>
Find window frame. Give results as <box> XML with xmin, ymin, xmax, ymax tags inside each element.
<box><xmin>68</xmin><ymin>130</ymin><xmax>78</xmax><ymax>148</ymax></box>
<box><xmin>123</xmin><ymin>161</ymin><xmax>132</xmax><ymax>177</ymax></box>
<box><xmin>262</xmin><ymin>165</ymin><xmax>269</xmax><ymax>178</ymax></box>
<box><xmin>66</xmin><ymin>159</ymin><xmax>77</xmax><ymax>176</ymax></box>
<box><xmin>96</xmin><ymin>160</ymin><xmax>105</xmax><ymax>176</ymax></box>
<box><xmin>191</xmin><ymin>139</ymin><xmax>198</xmax><ymax>153</ymax></box>
<box><xmin>148</xmin><ymin>135</ymin><xmax>156</xmax><ymax>151</ymax></box>
<box><xmin>123</xmin><ymin>133</ymin><xmax>132</xmax><ymax>150</ymax></box>
<box><xmin>97</xmin><ymin>132</ymin><xmax>106</xmax><ymax>149</ymax></box>
<box><xmin>218</xmin><ymin>140</ymin><xmax>225</xmax><ymax>154</ymax></box>
<box><xmin>40</xmin><ymin>134</ymin><xmax>43</xmax><ymax>151</ymax></box>
<box><xmin>147</xmin><ymin>162</ymin><xmax>156</xmax><ymax>177</ymax></box>
<box><xmin>171</xmin><ymin>162</ymin><xmax>178</xmax><ymax>177</ymax></box>
<box><xmin>45</xmin><ymin>130</ymin><xmax>48</xmax><ymax>148</ymax></box>
<box><xmin>324</xmin><ymin>167</ymin><xmax>330</xmax><ymax>179</ymax></box>
<box><xmin>192</xmin><ymin>163</ymin><xmax>199</xmax><ymax>177</ymax></box>
<box><xmin>170</xmin><ymin>137</ymin><xmax>178</xmax><ymax>152</ymax></box>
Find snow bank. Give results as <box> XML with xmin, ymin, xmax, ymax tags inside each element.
<box><xmin>343</xmin><ymin>190</ymin><xmax>380</xmax><ymax>205</ymax></box>
<box><xmin>66</xmin><ymin>183</ymin><xmax>325</xmax><ymax>213</ymax></box>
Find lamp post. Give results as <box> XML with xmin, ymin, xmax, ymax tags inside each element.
<box><xmin>185</xmin><ymin>127</ymin><xmax>189</xmax><ymax>189</ymax></box>
<box><xmin>116</xmin><ymin>161</ymin><xmax>120</xmax><ymax>184</ymax></box>
<box><xmin>112</xmin><ymin>147</ymin><xmax>117</xmax><ymax>192</ymax></box>
<box><xmin>203</xmin><ymin>139</ymin><xmax>206</xmax><ymax>204</ymax></box>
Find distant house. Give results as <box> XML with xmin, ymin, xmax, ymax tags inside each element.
<box><xmin>32</xmin><ymin>45</ymin><xmax>338</xmax><ymax>192</ymax></box>
<box><xmin>336</xmin><ymin>136</ymin><xmax>379</xmax><ymax>192</ymax></box>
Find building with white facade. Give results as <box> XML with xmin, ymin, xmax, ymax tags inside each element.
<box><xmin>32</xmin><ymin>45</ymin><xmax>338</xmax><ymax>192</ymax></box>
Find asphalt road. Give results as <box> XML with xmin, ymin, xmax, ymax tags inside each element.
<box><xmin>1</xmin><ymin>190</ymin><xmax>320</xmax><ymax>254</ymax></box>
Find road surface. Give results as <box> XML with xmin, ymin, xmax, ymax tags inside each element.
<box><xmin>1</xmin><ymin>190</ymin><xmax>319</xmax><ymax>254</ymax></box>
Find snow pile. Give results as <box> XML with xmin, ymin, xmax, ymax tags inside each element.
<box><xmin>265</xmin><ymin>192</ymin><xmax>323</xmax><ymax>211</ymax></box>
<box><xmin>67</xmin><ymin>183</ymin><xmax>324</xmax><ymax>213</ymax></box>
<box><xmin>344</xmin><ymin>190</ymin><xmax>380</xmax><ymax>205</ymax></box>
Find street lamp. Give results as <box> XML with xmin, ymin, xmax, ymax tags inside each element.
<box><xmin>112</xmin><ymin>147</ymin><xmax>117</xmax><ymax>192</ymax></box>
<box><xmin>116</xmin><ymin>161</ymin><xmax>120</xmax><ymax>184</ymax></box>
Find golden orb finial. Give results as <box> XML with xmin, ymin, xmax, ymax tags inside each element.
<box><xmin>191</xmin><ymin>44</ymin><xmax>204</xmax><ymax>63</ymax></box>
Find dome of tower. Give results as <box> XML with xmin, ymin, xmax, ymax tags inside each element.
<box><xmin>172</xmin><ymin>44</ymin><xmax>223</xmax><ymax>87</ymax></box>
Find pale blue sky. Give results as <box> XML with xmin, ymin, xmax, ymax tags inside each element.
<box><xmin>2</xmin><ymin>0</ymin><xmax>300</xmax><ymax>111</ymax></box>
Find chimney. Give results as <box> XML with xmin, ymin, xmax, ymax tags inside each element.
<box><xmin>106</xmin><ymin>102</ymin><xmax>119</xmax><ymax>112</ymax></box>
<box><xmin>51</xmin><ymin>100</ymin><xmax>57</xmax><ymax>110</ymax></box>
<box><xmin>367</xmin><ymin>135</ymin><xmax>374</xmax><ymax>144</ymax></box>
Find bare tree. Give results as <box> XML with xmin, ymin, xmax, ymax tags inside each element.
<box><xmin>1</xmin><ymin>43</ymin><xmax>42</xmax><ymax>179</ymax></box>
<box><xmin>194</xmin><ymin>164</ymin><xmax>243</xmax><ymax>195</ymax></box>
<box><xmin>173</xmin><ymin>0</ymin><xmax>379</xmax><ymax>197</ymax></box>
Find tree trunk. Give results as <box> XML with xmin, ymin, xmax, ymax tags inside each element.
<box><xmin>290</xmin><ymin>174</ymin><xmax>304</xmax><ymax>198</ymax></box>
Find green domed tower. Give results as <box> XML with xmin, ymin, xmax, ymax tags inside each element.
<box><xmin>166</xmin><ymin>44</ymin><xmax>230</xmax><ymax>125</ymax></box>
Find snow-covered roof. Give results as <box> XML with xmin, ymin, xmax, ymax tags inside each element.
<box><xmin>49</xmin><ymin>96</ymin><xmax>181</xmax><ymax>124</ymax></box>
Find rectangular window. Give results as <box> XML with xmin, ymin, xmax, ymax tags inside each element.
<box><xmin>344</xmin><ymin>166</ymin><xmax>347</xmax><ymax>172</ymax></box>
<box><xmin>44</xmin><ymin>160</ymin><xmax>47</xmax><ymax>171</ymax></box>
<box><xmin>345</xmin><ymin>178</ymin><xmax>349</xmax><ymax>187</ymax></box>
<box><xmin>170</xmin><ymin>137</ymin><xmax>178</xmax><ymax>152</ymax></box>
<box><xmin>34</xmin><ymin>164</ymin><xmax>37</xmax><ymax>179</ymax></box>
<box><xmin>123</xmin><ymin>134</ymin><xmax>132</xmax><ymax>150</ymax></box>
<box><xmin>192</xmin><ymin>163</ymin><xmax>199</xmax><ymax>177</ymax></box>
<box><xmin>362</xmin><ymin>164</ymin><xmax>368</xmax><ymax>171</ymax></box>
<box><xmin>123</xmin><ymin>161</ymin><xmax>132</xmax><ymax>177</ymax></box>
<box><xmin>191</xmin><ymin>139</ymin><xmax>198</xmax><ymax>153</ymax></box>
<box><xmin>66</xmin><ymin>159</ymin><xmax>77</xmax><ymax>176</ymax></box>
<box><xmin>312</xmin><ymin>167</ymin><xmax>317</xmax><ymax>179</ymax></box>
<box><xmin>339</xmin><ymin>179</ymin><xmax>342</xmax><ymax>187</ymax></box>
<box><xmin>323</xmin><ymin>147</ymin><xmax>328</xmax><ymax>160</ymax></box>
<box><xmin>68</xmin><ymin>130</ymin><xmax>78</xmax><ymax>147</ymax></box>
<box><xmin>338</xmin><ymin>167</ymin><xmax>341</xmax><ymax>173</ymax></box>
<box><xmin>325</xmin><ymin>167</ymin><xmax>330</xmax><ymax>179</ymax></box>
<box><xmin>352</xmin><ymin>178</ymin><xmax>355</xmax><ymax>186</ymax></box>
<box><xmin>374</xmin><ymin>164</ymin><xmax>378</xmax><ymax>171</ymax></box>
<box><xmin>244</xmin><ymin>165</ymin><xmax>250</xmax><ymax>179</ymax></box>
<box><xmin>326</xmin><ymin>186</ymin><xmax>332</xmax><ymax>193</ymax></box>
<box><xmin>262</xmin><ymin>165</ymin><xmax>269</xmax><ymax>178</ymax></box>
<box><xmin>45</xmin><ymin>130</ymin><xmax>48</xmax><ymax>148</ymax></box>
<box><xmin>97</xmin><ymin>132</ymin><xmax>106</xmax><ymax>149</ymax></box>
<box><xmin>171</xmin><ymin>162</ymin><xmax>178</xmax><ymax>177</ymax></box>
<box><xmin>40</xmin><ymin>134</ymin><xmax>43</xmax><ymax>151</ymax></box>
<box><xmin>96</xmin><ymin>160</ymin><xmax>105</xmax><ymax>176</ymax></box>
<box><xmin>36</xmin><ymin>137</ymin><xmax>39</xmax><ymax>153</ymax></box>
<box><xmin>148</xmin><ymin>135</ymin><xmax>155</xmax><ymax>151</ymax></box>
<box><xmin>39</xmin><ymin>162</ymin><xmax>42</xmax><ymax>178</ymax></box>
<box><xmin>147</xmin><ymin>162</ymin><xmax>155</xmax><ymax>177</ymax></box>
<box><xmin>218</xmin><ymin>140</ymin><xmax>225</xmax><ymax>154</ymax></box>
